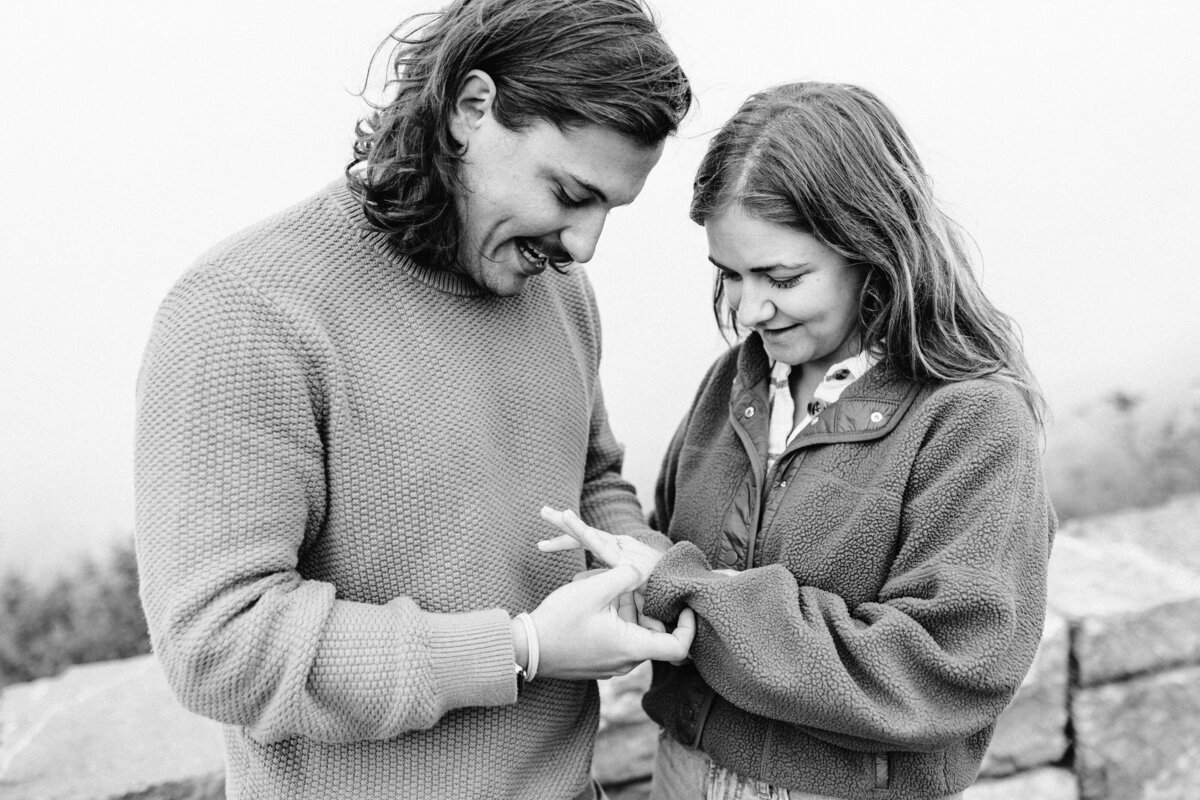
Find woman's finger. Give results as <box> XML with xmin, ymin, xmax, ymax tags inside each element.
<box><xmin>559</xmin><ymin>509</ymin><xmax>624</xmax><ymax>564</ymax></box>
<box><xmin>537</xmin><ymin>533</ymin><xmax>584</xmax><ymax>552</ymax></box>
<box><xmin>541</xmin><ymin>506</ymin><xmax>623</xmax><ymax>565</ymax></box>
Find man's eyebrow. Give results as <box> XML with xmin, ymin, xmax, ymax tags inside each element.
<box><xmin>707</xmin><ymin>256</ymin><xmax>809</xmax><ymax>272</ymax></box>
<box><xmin>565</xmin><ymin>173</ymin><xmax>608</xmax><ymax>204</ymax></box>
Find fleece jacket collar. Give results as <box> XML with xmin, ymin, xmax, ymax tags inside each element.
<box><xmin>729</xmin><ymin>333</ymin><xmax>922</xmax><ymax>464</ymax></box>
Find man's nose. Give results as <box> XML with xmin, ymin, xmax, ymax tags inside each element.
<box><xmin>560</xmin><ymin>209</ymin><xmax>608</xmax><ymax>265</ymax></box>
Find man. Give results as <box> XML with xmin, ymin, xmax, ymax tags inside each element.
<box><xmin>134</xmin><ymin>1</ymin><xmax>692</xmax><ymax>797</ymax></box>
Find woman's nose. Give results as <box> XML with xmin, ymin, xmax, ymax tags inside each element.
<box><xmin>735</xmin><ymin>282</ymin><xmax>776</xmax><ymax>327</ymax></box>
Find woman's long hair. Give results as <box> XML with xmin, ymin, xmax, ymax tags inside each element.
<box><xmin>346</xmin><ymin>0</ymin><xmax>691</xmax><ymax>274</ymax></box>
<box><xmin>692</xmin><ymin>82</ymin><xmax>1046</xmax><ymax>428</ymax></box>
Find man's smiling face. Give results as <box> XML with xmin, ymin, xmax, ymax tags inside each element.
<box><xmin>449</xmin><ymin>71</ymin><xmax>664</xmax><ymax>296</ymax></box>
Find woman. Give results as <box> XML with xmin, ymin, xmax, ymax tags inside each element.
<box><xmin>541</xmin><ymin>82</ymin><xmax>1055</xmax><ymax>800</ymax></box>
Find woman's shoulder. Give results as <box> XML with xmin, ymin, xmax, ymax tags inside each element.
<box><xmin>914</xmin><ymin>375</ymin><xmax>1038</xmax><ymax>434</ymax></box>
<box><xmin>694</xmin><ymin>341</ymin><xmax>747</xmax><ymax>395</ymax></box>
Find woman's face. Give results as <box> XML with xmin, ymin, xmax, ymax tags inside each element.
<box><xmin>707</xmin><ymin>206</ymin><xmax>866</xmax><ymax>371</ymax></box>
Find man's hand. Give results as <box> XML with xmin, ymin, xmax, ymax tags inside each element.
<box><xmin>538</xmin><ymin>507</ymin><xmax>665</xmax><ymax>583</ymax></box>
<box><xmin>571</xmin><ymin>568</ymin><xmax>666</xmax><ymax>633</ymax></box>
<box><xmin>530</xmin><ymin>564</ymin><xmax>694</xmax><ymax>679</ymax></box>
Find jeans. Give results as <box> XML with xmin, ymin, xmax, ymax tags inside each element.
<box><xmin>648</xmin><ymin>734</ymin><xmax>797</xmax><ymax>800</ymax></box>
<box><xmin>647</xmin><ymin>732</ymin><xmax>964</xmax><ymax>800</ymax></box>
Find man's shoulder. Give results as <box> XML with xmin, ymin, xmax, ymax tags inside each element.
<box><xmin>192</xmin><ymin>179</ymin><xmax>351</xmax><ymax>280</ymax></box>
<box><xmin>149</xmin><ymin>179</ymin><xmax>368</xmax><ymax>346</ymax></box>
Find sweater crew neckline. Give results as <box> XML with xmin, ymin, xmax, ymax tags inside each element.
<box><xmin>328</xmin><ymin>177</ymin><xmax>490</xmax><ymax>298</ymax></box>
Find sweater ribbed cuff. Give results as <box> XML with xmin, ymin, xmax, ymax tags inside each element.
<box><xmin>424</xmin><ymin>608</ymin><xmax>517</xmax><ymax>713</ymax></box>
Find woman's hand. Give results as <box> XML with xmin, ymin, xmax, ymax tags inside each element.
<box><xmin>538</xmin><ymin>507</ymin><xmax>665</xmax><ymax>583</ymax></box>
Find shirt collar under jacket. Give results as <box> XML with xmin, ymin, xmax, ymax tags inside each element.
<box><xmin>730</xmin><ymin>333</ymin><xmax>918</xmax><ymax>470</ymax></box>
<box><xmin>767</xmin><ymin>349</ymin><xmax>880</xmax><ymax>465</ymax></box>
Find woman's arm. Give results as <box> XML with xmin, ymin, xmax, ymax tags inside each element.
<box><xmin>650</xmin><ymin>382</ymin><xmax>1053</xmax><ymax>751</ymax></box>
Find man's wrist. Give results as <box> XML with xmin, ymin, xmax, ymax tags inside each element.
<box><xmin>514</xmin><ymin>612</ymin><xmax>540</xmax><ymax>681</ymax></box>
<box><xmin>510</xmin><ymin>615</ymin><xmax>529</xmax><ymax>670</ymax></box>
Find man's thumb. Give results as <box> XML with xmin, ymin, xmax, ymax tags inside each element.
<box><xmin>596</xmin><ymin>562</ymin><xmax>648</xmax><ymax>599</ymax></box>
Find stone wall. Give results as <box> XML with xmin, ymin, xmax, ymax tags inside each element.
<box><xmin>2</xmin><ymin>495</ymin><xmax>1198</xmax><ymax>799</ymax></box>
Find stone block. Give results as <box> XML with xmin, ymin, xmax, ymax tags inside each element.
<box><xmin>0</xmin><ymin>655</ymin><xmax>225</xmax><ymax>800</ymax></box>
<box><xmin>1047</xmin><ymin>536</ymin><xmax>1200</xmax><ymax>685</ymax></box>
<box><xmin>1072</xmin><ymin>664</ymin><xmax>1200</xmax><ymax>800</ymax></box>
<box><xmin>596</xmin><ymin>662</ymin><xmax>658</xmax><ymax>786</ymax></box>
<box><xmin>594</xmin><ymin>717</ymin><xmax>659</xmax><ymax>788</ymax></box>
<box><xmin>599</xmin><ymin>661</ymin><xmax>654</xmax><ymax>732</ymax></box>
<box><xmin>980</xmin><ymin>614</ymin><xmax>1070</xmax><ymax>777</ymax></box>
<box><xmin>966</xmin><ymin>767</ymin><xmax>1078</xmax><ymax>800</ymax></box>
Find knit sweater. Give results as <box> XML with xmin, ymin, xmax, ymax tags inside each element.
<box><xmin>135</xmin><ymin>179</ymin><xmax>648</xmax><ymax>799</ymax></box>
<box><xmin>642</xmin><ymin>335</ymin><xmax>1055</xmax><ymax>799</ymax></box>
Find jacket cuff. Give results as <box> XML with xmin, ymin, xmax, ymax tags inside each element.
<box><xmin>644</xmin><ymin>541</ymin><xmax>715</xmax><ymax>624</ymax></box>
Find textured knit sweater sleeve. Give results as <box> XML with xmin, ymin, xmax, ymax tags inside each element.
<box><xmin>644</xmin><ymin>379</ymin><xmax>1052</xmax><ymax>752</ymax></box>
<box><xmin>579</xmin><ymin>380</ymin><xmax>651</xmax><ymax>539</ymax></box>
<box><xmin>136</xmin><ymin>266</ymin><xmax>515</xmax><ymax>744</ymax></box>
<box><xmin>574</xmin><ymin>279</ymin><xmax>659</xmax><ymax>543</ymax></box>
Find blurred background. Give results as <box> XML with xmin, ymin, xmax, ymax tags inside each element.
<box><xmin>1</xmin><ymin>1</ymin><xmax>1198</xmax><ymax>685</ymax></box>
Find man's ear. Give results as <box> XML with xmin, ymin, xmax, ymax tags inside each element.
<box><xmin>449</xmin><ymin>69</ymin><xmax>497</xmax><ymax>146</ymax></box>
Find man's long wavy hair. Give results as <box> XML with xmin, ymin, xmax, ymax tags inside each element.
<box><xmin>692</xmin><ymin>82</ymin><xmax>1046</xmax><ymax>429</ymax></box>
<box><xmin>346</xmin><ymin>0</ymin><xmax>691</xmax><ymax>274</ymax></box>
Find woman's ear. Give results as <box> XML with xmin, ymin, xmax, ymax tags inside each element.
<box><xmin>449</xmin><ymin>69</ymin><xmax>497</xmax><ymax>147</ymax></box>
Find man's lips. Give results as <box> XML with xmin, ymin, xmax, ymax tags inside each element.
<box><xmin>517</xmin><ymin>238</ymin><xmax>572</xmax><ymax>273</ymax></box>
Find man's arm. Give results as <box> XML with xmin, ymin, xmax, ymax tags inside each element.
<box><xmin>137</xmin><ymin>266</ymin><xmax>691</xmax><ymax>744</ymax></box>
<box><xmin>136</xmin><ymin>266</ymin><xmax>519</xmax><ymax>744</ymax></box>
<box><xmin>576</xmin><ymin>381</ymin><xmax>659</xmax><ymax>539</ymax></box>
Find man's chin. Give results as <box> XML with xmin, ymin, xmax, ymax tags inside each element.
<box><xmin>455</xmin><ymin>257</ymin><xmax>532</xmax><ymax>297</ymax></box>
<box><xmin>488</xmin><ymin>272</ymin><xmax>532</xmax><ymax>297</ymax></box>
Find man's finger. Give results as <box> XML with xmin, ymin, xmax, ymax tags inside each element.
<box><xmin>624</xmin><ymin>608</ymin><xmax>695</xmax><ymax>664</ymax></box>
<box><xmin>633</xmin><ymin>592</ymin><xmax>666</xmax><ymax>633</ymax></box>
<box><xmin>575</xmin><ymin>562</ymin><xmax>647</xmax><ymax>604</ymax></box>
<box><xmin>571</xmin><ymin>568</ymin><xmax>608</xmax><ymax>582</ymax></box>
<box><xmin>616</xmin><ymin>591</ymin><xmax>638</xmax><ymax>624</ymax></box>
<box><xmin>667</xmin><ymin>608</ymin><xmax>697</xmax><ymax>664</ymax></box>
<box><xmin>638</xmin><ymin>614</ymin><xmax>666</xmax><ymax>633</ymax></box>
<box><xmin>673</xmin><ymin>608</ymin><xmax>696</xmax><ymax>641</ymax></box>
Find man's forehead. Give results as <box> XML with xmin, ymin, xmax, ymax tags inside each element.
<box><xmin>541</xmin><ymin>124</ymin><xmax>664</xmax><ymax>206</ymax></box>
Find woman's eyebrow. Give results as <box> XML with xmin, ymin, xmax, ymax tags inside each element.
<box><xmin>708</xmin><ymin>256</ymin><xmax>810</xmax><ymax>272</ymax></box>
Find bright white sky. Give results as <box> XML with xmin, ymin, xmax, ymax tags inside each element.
<box><xmin>2</xmin><ymin>1</ymin><xmax>1199</xmax><ymax>575</ymax></box>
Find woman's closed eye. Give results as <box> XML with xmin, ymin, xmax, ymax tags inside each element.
<box><xmin>768</xmin><ymin>274</ymin><xmax>803</xmax><ymax>289</ymax></box>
